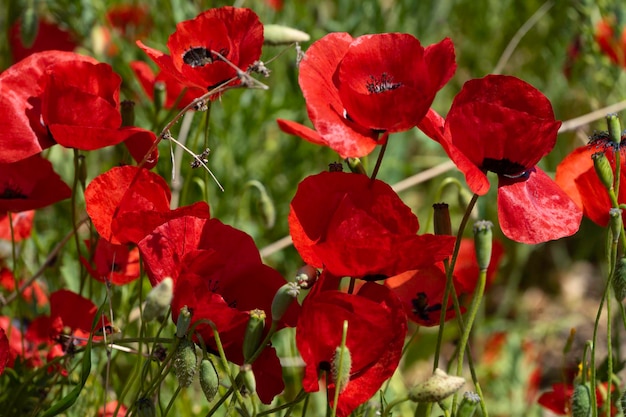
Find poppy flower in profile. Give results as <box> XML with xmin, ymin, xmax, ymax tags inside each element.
<box><xmin>130</xmin><ymin>61</ymin><xmax>206</xmax><ymax>109</ymax></box>
<box><xmin>277</xmin><ymin>32</ymin><xmax>456</xmax><ymax>158</ymax></box>
<box><xmin>80</xmin><ymin>238</ymin><xmax>141</xmax><ymax>285</ymax></box>
<box><xmin>289</xmin><ymin>171</ymin><xmax>455</xmax><ymax>279</ymax></box>
<box><xmin>0</xmin><ymin>210</ymin><xmax>35</xmax><ymax>241</ymax></box>
<box><xmin>0</xmin><ymin>155</ymin><xmax>71</xmax><ymax>212</ymax></box>
<box><xmin>8</xmin><ymin>19</ymin><xmax>77</xmax><ymax>64</ymax></box>
<box><xmin>595</xmin><ymin>17</ymin><xmax>626</xmax><ymax>68</ymax></box>
<box><xmin>555</xmin><ymin>133</ymin><xmax>626</xmax><ymax>226</ymax></box>
<box><xmin>137</xmin><ymin>6</ymin><xmax>263</xmax><ymax>94</ymax></box>
<box><xmin>139</xmin><ymin>215</ymin><xmax>300</xmax><ymax>403</ymax></box>
<box><xmin>419</xmin><ymin>74</ymin><xmax>581</xmax><ymax>244</ymax></box>
<box><xmin>84</xmin><ymin>165</ymin><xmax>210</xmax><ymax>244</ymax></box>
<box><xmin>296</xmin><ymin>275</ymin><xmax>407</xmax><ymax>417</ymax></box>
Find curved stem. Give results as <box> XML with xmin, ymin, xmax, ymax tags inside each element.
<box><xmin>369</xmin><ymin>133</ymin><xmax>390</xmax><ymax>184</ymax></box>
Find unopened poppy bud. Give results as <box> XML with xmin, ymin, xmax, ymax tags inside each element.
<box><xmin>433</xmin><ymin>203</ymin><xmax>452</xmax><ymax>236</ymax></box>
<box><xmin>263</xmin><ymin>24</ymin><xmax>311</xmax><ymax>46</ymax></box>
<box><xmin>238</xmin><ymin>364</ymin><xmax>256</xmax><ymax>396</ymax></box>
<box><xmin>612</xmin><ymin>257</ymin><xmax>626</xmax><ymax>301</ymax></box>
<box><xmin>176</xmin><ymin>306</ymin><xmax>192</xmax><ymax>338</ymax></box>
<box><xmin>408</xmin><ymin>368</ymin><xmax>466</xmax><ymax>403</ymax></box>
<box><xmin>457</xmin><ymin>391</ymin><xmax>480</xmax><ymax>417</ymax></box>
<box><xmin>607</xmin><ymin>113</ymin><xmax>622</xmax><ymax>144</ymax></box>
<box><xmin>120</xmin><ymin>100</ymin><xmax>135</xmax><ymax>127</ymax></box>
<box><xmin>346</xmin><ymin>158</ymin><xmax>367</xmax><ymax>175</ymax></box>
<box><xmin>153</xmin><ymin>81</ymin><xmax>166</xmax><ymax>113</ymax></box>
<box><xmin>295</xmin><ymin>264</ymin><xmax>319</xmax><ymax>289</ymax></box>
<box><xmin>271</xmin><ymin>282</ymin><xmax>299</xmax><ymax>322</ymax></box>
<box><xmin>143</xmin><ymin>277</ymin><xmax>173</xmax><ymax>322</ymax></box>
<box><xmin>136</xmin><ymin>398</ymin><xmax>156</xmax><ymax>417</ymax></box>
<box><xmin>473</xmin><ymin>220</ymin><xmax>493</xmax><ymax>271</ymax></box>
<box><xmin>243</xmin><ymin>309</ymin><xmax>266</xmax><ymax>362</ymax></box>
<box><xmin>331</xmin><ymin>345</ymin><xmax>352</xmax><ymax>394</ymax></box>
<box><xmin>571</xmin><ymin>383</ymin><xmax>592</xmax><ymax>417</ymax></box>
<box><xmin>328</xmin><ymin>162</ymin><xmax>343</xmax><ymax>172</ymax></box>
<box><xmin>173</xmin><ymin>338</ymin><xmax>197</xmax><ymax>388</ymax></box>
<box><xmin>592</xmin><ymin>152</ymin><xmax>614</xmax><ymax>191</ymax></box>
<box><xmin>20</xmin><ymin>7</ymin><xmax>39</xmax><ymax>49</ymax></box>
<box><xmin>199</xmin><ymin>359</ymin><xmax>219</xmax><ymax>402</ymax></box>
<box><xmin>610</xmin><ymin>208</ymin><xmax>622</xmax><ymax>242</ymax></box>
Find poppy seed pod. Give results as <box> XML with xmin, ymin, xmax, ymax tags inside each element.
<box><xmin>243</xmin><ymin>309</ymin><xmax>266</xmax><ymax>362</ymax></box>
<box><xmin>143</xmin><ymin>277</ymin><xmax>173</xmax><ymax>322</ymax></box>
<box><xmin>173</xmin><ymin>338</ymin><xmax>197</xmax><ymax>388</ymax></box>
<box><xmin>607</xmin><ymin>113</ymin><xmax>622</xmax><ymax>144</ymax></box>
<box><xmin>271</xmin><ymin>282</ymin><xmax>300</xmax><ymax>322</ymax></box>
<box><xmin>570</xmin><ymin>383</ymin><xmax>592</xmax><ymax>417</ymax></box>
<box><xmin>612</xmin><ymin>257</ymin><xmax>626</xmax><ymax>301</ymax></box>
<box><xmin>473</xmin><ymin>220</ymin><xmax>493</xmax><ymax>271</ymax></box>
<box><xmin>408</xmin><ymin>368</ymin><xmax>465</xmax><ymax>403</ymax></box>
<box><xmin>199</xmin><ymin>359</ymin><xmax>219</xmax><ymax>402</ymax></box>
<box><xmin>592</xmin><ymin>152</ymin><xmax>615</xmax><ymax>191</ymax></box>
<box><xmin>295</xmin><ymin>264</ymin><xmax>319</xmax><ymax>289</ymax></box>
<box><xmin>457</xmin><ymin>391</ymin><xmax>481</xmax><ymax>417</ymax></box>
<box><xmin>331</xmin><ymin>345</ymin><xmax>352</xmax><ymax>394</ymax></box>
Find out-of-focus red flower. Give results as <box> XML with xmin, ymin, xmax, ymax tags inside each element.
<box><xmin>0</xmin><ymin>328</ymin><xmax>8</xmax><ymax>375</ymax></box>
<box><xmin>137</xmin><ymin>7</ymin><xmax>263</xmax><ymax>94</ymax></box>
<box><xmin>595</xmin><ymin>17</ymin><xmax>626</xmax><ymax>68</ymax></box>
<box><xmin>419</xmin><ymin>74</ymin><xmax>581</xmax><ymax>244</ymax></box>
<box><xmin>296</xmin><ymin>275</ymin><xmax>407</xmax><ymax>417</ymax></box>
<box><xmin>289</xmin><ymin>171</ymin><xmax>455</xmax><ymax>279</ymax></box>
<box><xmin>0</xmin><ymin>51</ymin><xmax>157</xmax><ymax>165</ymax></box>
<box><xmin>538</xmin><ymin>382</ymin><xmax>612</xmax><ymax>416</ymax></box>
<box><xmin>0</xmin><ymin>210</ymin><xmax>35</xmax><ymax>241</ymax></box>
<box><xmin>556</xmin><ymin>133</ymin><xmax>626</xmax><ymax>226</ymax></box>
<box><xmin>106</xmin><ymin>4</ymin><xmax>152</xmax><ymax>38</ymax></box>
<box><xmin>8</xmin><ymin>19</ymin><xmax>77</xmax><ymax>64</ymax></box>
<box><xmin>98</xmin><ymin>401</ymin><xmax>128</xmax><ymax>417</ymax></box>
<box><xmin>0</xmin><ymin>155</ymin><xmax>71</xmax><ymax>212</ymax></box>
<box><xmin>130</xmin><ymin>61</ymin><xmax>206</xmax><ymax>109</ymax></box>
<box><xmin>0</xmin><ymin>316</ymin><xmax>45</xmax><ymax>369</ymax></box>
<box><xmin>80</xmin><ymin>238</ymin><xmax>140</xmax><ymax>285</ymax></box>
<box><xmin>84</xmin><ymin>166</ymin><xmax>210</xmax><ymax>245</ymax></box>
<box><xmin>265</xmin><ymin>0</ymin><xmax>283</xmax><ymax>11</ymax></box>
<box><xmin>0</xmin><ymin>267</ymin><xmax>48</xmax><ymax>307</ymax></box>
<box><xmin>277</xmin><ymin>32</ymin><xmax>455</xmax><ymax>158</ymax></box>
<box><xmin>49</xmin><ymin>290</ymin><xmax>109</xmax><ymax>340</ymax></box>
<box><xmin>139</xmin><ymin>215</ymin><xmax>299</xmax><ymax>403</ymax></box>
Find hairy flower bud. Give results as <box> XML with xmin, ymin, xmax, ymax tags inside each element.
<box><xmin>143</xmin><ymin>277</ymin><xmax>173</xmax><ymax>322</ymax></box>
<box><xmin>173</xmin><ymin>338</ymin><xmax>197</xmax><ymax>388</ymax></box>
<box><xmin>243</xmin><ymin>309</ymin><xmax>266</xmax><ymax>362</ymax></box>
<box><xmin>613</xmin><ymin>257</ymin><xmax>626</xmax><ymax>301</ymax></box>
<box><xmin>607</xmin><ymin>113</ymin><xmax>622</xmax><ymax>145</ymax></box>
<box><xmin>571</xmin><ymin>383</ymin><xmax>592</xmax><ymax>417</ymax></box>
<box><xmin>331</xmin><ymin>345</ymin><xmax>352</xmax><ymax>394</ymax></box>
<box><xmin>263</xmin><ymin>24</ymin><xmax>311</xmax><ymax>46</ymax></box>
<box><xmin>199</xmin><ymin>359</ymin><xmax>219</xmax><ymax>402</ymax></box>
<box><xmin>408</xmin><ymin>368</ymin><xmax>466</xmax><ymax>403</ymax></box>
<box><xmin>271</xmin><ymin>282</ymin><xmax>299</xmax><ymax>322</ymax></box>
<box><xmin>473</xmin><ymin>220</ymin><xmax>493</xmax><ymax>271</ymax></box>
<box><xmin>592</xmin><ymin>152</ymin><xmax>614</xmax><ymax>191</ymax></box>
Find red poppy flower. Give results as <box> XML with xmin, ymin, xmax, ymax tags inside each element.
<box><xmin>277</xmin><ymin>32</ymin><xmax>455</xmax><ymax>158</ymax></box>
<box><xmin>80</xmin><ymin>238</ymin><xmax>141</xmax><ymax>285</ymax></box>
<box><xmin>139</xmin><ymin>215</ymin><xmax>300</xmax><ymax>403</ymax></box>
<box><xmin>0</xmin><ymin>267</ymin><xmax>48</xmax><ymax>307</ymax></box>
<box><xmin>130</xmin><ymin>61</ymin><xmax>206</xmax><ymax>109</ymax></box>
<box><xmin>296</xmin><ymin>276</ymin><xmax>407</xmax><ymax>417</ymax></box>
<box><xmin>8</xmin><ymin>19</ymin><xmax>76</xmax><ymax>64</ymax></box>
<box><xmin>0</xmin><ymin>155</ymin><xmax>71</xmax><ymax>212</ymax></box>
<box><xmin>555</xmin><ymin>136</ymin><xmax>626</xmax><ymax>226</ymax></box>
<box><xmin>106</xmin><ymin>4</ymin><xmax>152</xmax><ymax>39</ymax></box>
<box><xmin>0</xmin><ymin>51</ymin><xmax>157</xmax><ymax>164</ymax></box>
<box><xmin>419</xmin><ymin>74</ymin><xmax>581</xmax><ymax>244</ymax></box>
<box><xmin>98</xmin><ymin>401</ymin><xmax>128</xmax><ymax>417</ymax></box>
<box><xmin>0</xmin><ymin>210</ymin><xmax>35</xmax><ymax>241</ymax></box>
<box><xmin>0</xmin><ymin>327</ymin><xmax>8</xmax><ymax>375</ymax></box>
<box><xmin>538</xmin><ymin>382</ymin><xmax>612</xmax><ymax>416</ymax></box>
<box><xmin>595</xmin><ymin>17</ymin><xmax>626</xmax><ymax>68</ymax></box>
<box><xmin>84</xmin><ymin>166</ymin><xmax>210</xmax><ymax>244</ymax></box>
<box><xmin>49</xmin><ymin>290</ymin><xmax>109</xmax><ymax>339</ymax></box>
<box><xmin>137</xmin><ymin>7</ymin><xmax>263</xmax><ymax>93</ymax></box>
<box><xmin>289</xmin><ymin>171</ymin><xmax>455</xmax><ymax>279</ymax></box>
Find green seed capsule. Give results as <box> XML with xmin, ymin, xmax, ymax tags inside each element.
<box><xmin>199</xmin><ymin>359</ymin><xmax>219</xmax><ymax>402</ymax></box>
<box><xmin>242</xmin><ymin>309</ymin><xmax>266</xmax><ymax>362</ymax></box>
<box><xmin>173</xmin><ymin>338</ymin><xmax>197</xmax><ymax>388</ymax></box>
<box><xmin>457</xmin><ymin>392</ymin><xmax>480</xmax><ymax>417</ymax></box>
<box><xmin>271</xmin><ymin>283</ymin><xmax>299</xmax><ymax>322</ymax></box>
<box><xmin>473</xmin><ymin>220</ymin><xmax>493</xmax><ymax>271</ymax></box>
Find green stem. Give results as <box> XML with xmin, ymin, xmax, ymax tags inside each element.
<box><xmin>330</xmin><ymin>320</ymin><xmax>349</xmax><ymax>417</ymax></box>
<box><xmin>369</xmin><ymin>133</ymin><xmax>389</xmax><ymax>184</ymax></box>
<box><xmin>382</xmin><ymin>397</ymin><xmax>410</xmax><ymax>417</ymax></box>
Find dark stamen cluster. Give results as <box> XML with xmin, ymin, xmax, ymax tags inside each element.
<box><xmin>366</xmin><ymin>73</ymin><xmax>402</xmax><ymax>94</ymax></box>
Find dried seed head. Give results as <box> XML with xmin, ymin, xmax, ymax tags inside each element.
<box><xmin>408</xmin><ymin>368</ymin><xmax>466</xmax><ymax>403</ymax></box>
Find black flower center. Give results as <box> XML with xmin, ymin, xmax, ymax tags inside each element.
<box><xmin>481</xmin><ymin>158</ymin><xmax>528</xmax><ymax>178</ymax></box>
<box><xmin>182</xmin><ymin>47</ymin><xmax>228</xmax><ymax>67</ymax></box>
<box><xmin>1</xmin><ymin>184</ymin><xmax>27</xmax><ymax>200</ymax></box>
<box><xmin>366</xmin><ymin>73</ymin><xmax>402</xmax><ymax>94</ymax></box>
<box><xmin>411</xmin><ymin>292</ymin><xmax>442</xmax><ymax>323</ymax></box>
